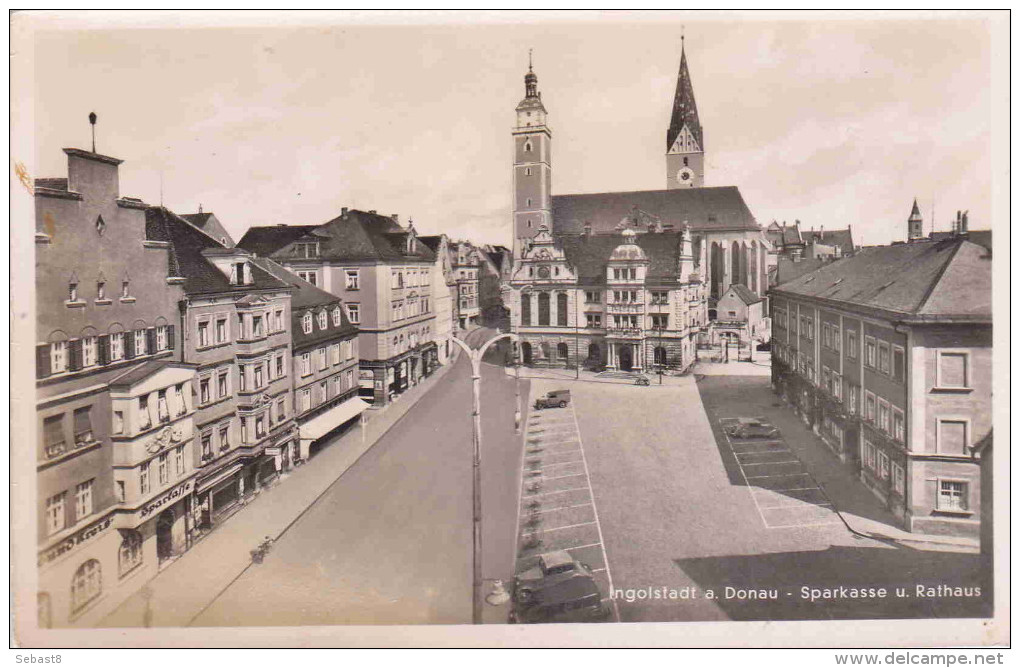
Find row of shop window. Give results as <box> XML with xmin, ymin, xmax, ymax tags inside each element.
<box><xmin>37</xmin><ymin>326</ymin><xmax>174</xmax><ymax>378</ymax></box>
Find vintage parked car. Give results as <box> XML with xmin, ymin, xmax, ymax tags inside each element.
<box><xmin>515</xmin><ymin>551</ymin><xmax>594</xmax><ymax>592</ymax></box>
<box><xmin>510</xmin><ymin>575</ymin><xmax>608</xmax><ymax>624</ymax></box>
<box><xmin>725</xmin><ymin>418</ymin><xmax>781</xmax><ymax>440</ymax></box>
<box><xmin>534</xmin><ymin>389</ymin><xmax>571</xmax><ymax>409</ymax></box>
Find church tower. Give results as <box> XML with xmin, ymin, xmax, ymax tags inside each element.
<box><xmin>666</xmin><ymin>36</ymin><xmax>704</xmax><ymax>189</ymax></box>
<box><xmin>908</xmin><ymin>198</ymin><xmax>924</xmax><ymax>241</ymax></box>
<box><xmin>512</xmin><ymin>54</ymin><xmax>553</xmax><ymax>259</ymax></box>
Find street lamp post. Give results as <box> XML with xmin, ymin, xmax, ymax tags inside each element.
<box><xmin>451</xmin><ymin>331</ymin><xmax>518</xmax><ymax>625</ymax></box>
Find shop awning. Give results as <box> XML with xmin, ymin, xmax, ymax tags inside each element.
<box><xmin>299</xmin><ymin>398</ymin><xmax>371</xmax><ymax>443</ymax></box>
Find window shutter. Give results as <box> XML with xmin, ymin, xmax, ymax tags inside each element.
<box><xmin>37</xmin><ymin>344</ymin><xmax>51</xmax><ymax>378</ymax></box>
<box><xmin>67</xmin><ymin>339</ymin><xmax>83</xmax><ymax>371</ymax></box>
<box><xmin>167</xmin><ymin>325</ymin><xmax>175</xmax><ymax>351</ymax></box>
<box><xmin>125</xmin><ymin>331</ymin><xmax>135</xmax><ymax>359</ymax></box>
<box><xmin>146</xmin><ymin>328</ymin><xmax>157</xmax><ymax>354</ymax></box>
<box><xmin>100</xmin><ymin>335</ymin><xmax>113</xmax><ymax>365</ymax></box>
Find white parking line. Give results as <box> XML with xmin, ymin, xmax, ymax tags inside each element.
<box><xmin>522</xmin><ymin>521</ymin><xmax>596</xmax><ymax>536</ymax></box>
<box><xmin>536</xmin><ymin>460</ymin><xmax>585</xmax><ymax>468</ymax></box>
<box><xmin>759</xmin><ymin>502</ymin><xmax>832</xmax><ymax>510</ymax></box>
<box><xmin>740</xmin><ymin>460</ymin><xmax>802</xmax><ymax>466</ymax></box>
<box><xmin>745</xmin><ymin>473</ymin><xmax>810</xmax><ymax>480</ymax></box>
<box><xmin>526</xmin><ymin>487</ymin><xmax>590</xmax><ymax>498</ymax></box>
<box><xmin>763</xmin><ymin>486</ymin><xmax>823</xmax><ymax>493</ymax></box>
<box><xmin>565</xmin><ymin>542</ymin><xmax>602</xmax><ymax>552</ymax></box>
<box><xmin>528</xmin><ymin>502</ymin><xmax>593</xmax><ymax>515</ymax></box>
<box><xmin>766</xmin><ymin>520</ymin><xmax>842</xmax><ymax>529</ymax></box>
<box><xmin>535</xmin><ymin>472</ymin><xmax>587</xmax><ymax>482</ymax></box>
<box><xmin>570</xmin><ymin>403</ymin><xmax>619</xmax><ymax>623</ymax></box>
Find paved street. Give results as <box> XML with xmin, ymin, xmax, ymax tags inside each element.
<box><xmin>189</xmin><ymin>328</ymin><xmax>526</xmax><ymax>626</ymax></box>
<box><xmin>521</xmin><ymin>371</ymin><xmax>987</xmax><ymax>622</ymax></box>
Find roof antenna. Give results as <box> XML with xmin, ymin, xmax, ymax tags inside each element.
<box><xmin>89</xmin><ymin>111</ymin><xmax>97</xmax><ymax>153</ymax></box>
<box><xmin>681</xmin><ymin>25</ymin><xmax>685</xmax><ymax>50</ymax></box>
<box><xmin>528</xmin><ymin>48</ymin><xmax>533</xmax><ymax>72</ymax></box>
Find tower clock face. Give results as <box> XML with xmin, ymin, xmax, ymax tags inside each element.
<box><xmin>537</xmin><ymin>266</ymin><xmax>551</xmax><ymax>279</ymax></box>
<box><xmin>677</xmin><ymin>167</ymin><xmax>694</xmax><ymax>184</ymax></box>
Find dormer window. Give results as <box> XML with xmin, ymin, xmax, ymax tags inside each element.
<box><xmin>317</xmin><ymin>311</ymin><xmax>327</xmax><ymax>330</ymax></box>
<box><xmin>406</xmin><ymin>236</ymin><xmax>416</xmax><ymax>254</ymax></box>
<box><xmin>302</xmin><ymin>313</ymin><xmax>312</xmax><ymax>334</ymax></box>
<box><xmin>332</xmin><ymin>307</ymin><xmax>342</xmax><ymax>326</ymax></box>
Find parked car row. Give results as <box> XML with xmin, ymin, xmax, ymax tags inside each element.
<box><xmin>510</xmin><ymin>550</ymin><xmax>609</xmax><ymax>623</ymax></box>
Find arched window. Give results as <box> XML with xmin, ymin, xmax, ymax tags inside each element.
<box><xmin>683</xmin><ymin>157</ymin><xmax>688</xmax><ymax>166</ymax></box>
<box><xmin>119</xmin><ymin>530</ymin><xmax>143</xmax><ymax>576</ymax></box>
<box><xmin>557</xmin><ymin>342</ymin><xmax>569</xmax><ymax>360</ymax></box>
<box><xmin>557</xmin><ymin>293</ymin><xmax>568</xmax><ymax>326</ymax></box>
<box><xmin>524</xmin><ymin>141</ymin><xmax>532</xmax><ymax>152</ymax></box>
<box><xmin>538</xmin><ymin>293</ymin><xmax>550</xmax><ymax>326</ymax></box>
<box><xmin>521</xmin><ymin>294</ymin><xmax>532</xmax><ymax>326</ymax></box>
<box><xmin>71</xmin><ymin>559</ymin><xmax>102</xmax><ymax>612</ymax></box>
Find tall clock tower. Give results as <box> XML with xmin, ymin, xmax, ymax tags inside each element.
<box><xmin>666</xmin><ymin>37</ymin><xmax>704</xmax><ymax>189</ymax></box>
<box><xmin>512</xmin><ymin>56</ymin><xmax>553</xmax><ymax>259</ymax></box>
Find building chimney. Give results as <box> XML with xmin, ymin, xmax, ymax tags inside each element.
<box><xmin>961</xmin><ymin>210</ymin><xmax>969</xmax><ymax>234</ymax></box>
<box><xmin>341</xmin><ymin>207</ymin><xmax>348</xmax><ymax>216</ymax></box>
<box><xmin>198</xmin><ymin>203</ymin><xmax>203</xmax><ymax>214</ymax></box>
<box><xmin>369</xmin><ymin>210</ymin><xmax>377</xmax><ymax>214</ymax></box>
<box><xmin>392</xmin><ymin>214</ymin><xmax>399</xmax><ymax>222</ymax></box>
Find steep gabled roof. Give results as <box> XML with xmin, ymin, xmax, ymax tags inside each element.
<box><xmin>180</xmin><ymin>211</ymin><xmax>236</xmax><ymax>247</ymax></box>
<box><xmin>146</xmin><ymin>206</ymin><xmax>290</xmax><ymax>296</ymax></box>
<box><xmin>772</xmin><ymin>238</ymin><xmax>991</xmax><ymax>322</ymax></box>
<box><xmin>725</xmin><ymin>283</ymin><xmax>762</xmax><ymax>305</ymax></box>
<box><xmin>666</xmin><ymin>44</ymin><xmax>703</xmax><ymax>151</ymax></box>
<box><xmin>812</xmin><ymin>228</ymin><xmax>854</xmax><ymax>255</ymax></box>
<box><xmin>551</xmin><ymin>186</ymin><xmax>759</xmax><ymax>236</ymax></box>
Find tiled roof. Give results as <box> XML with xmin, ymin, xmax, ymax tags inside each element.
<box><xmin>726</xmin><ymin>283</ymin><xmax>762</xmax><ymax>305</ymax></box>
<box><xmin>145</xmin><ymin>206</ymin><xmax>290</xmax><ymax>296</ymax></box>
<box><xmin>772</xmin><ymin>238</ymin><xmax>991</xmax><ymax>321</ymax></box>
<box><xmin>773</xmin><ymin>257</ymin><xmax>828</xmax><ymax>287</ymax></box>
<box><xmin>555</xmin><ymin>231</ymin><xmax>688</xmax><ymax>286</ymax></box>
<box><xmin>929</xmin><ymin>230</ymin><xmax>991</xmax><ymax>253</ymax></box>
<box><xmin>239</xmin><ymin>210</ymin><xmax>436</xmax><ymax>263</ymax></box>
<box><xmin>180</xmin><ymin>212</ymin><xmax>213</xmax><ymax>228</ymax></box>
<box><xmin>236</xmin><ymin>225</ymin><xmax>321</xmax><ymax>257</ymax></box>
<box><xmin>782</xmin><ymin>223</ymin><xmax>803</xmax><ymax>245</ymax></box>
<box><xmin>551</xmin><ymin>186</ymin><xmax>759</xmax><ymax>236</ymax></box>
<box><xmin>417</xmin><ymin>234</ymin><xmax>445</xmax><ymax>252</ymax></box>
<box><xmin>254</xmin><ymin>258</ymin><xmax>358</xmax><ymax>347</ymax></box>
<box><xmin>806</xmin><ymin>228</ymin><xmax>854</xmax><ymax>254</ymax></box>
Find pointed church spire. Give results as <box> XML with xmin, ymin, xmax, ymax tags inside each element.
<box><xmin>666</xmin><ymin>36</ymin><xmax>702</xmax><ymax>152</ymax></box>
<box><xmin>908</xmin><ymin>197</ymin><xmax>924</xmax><ymax>241</ymax></box>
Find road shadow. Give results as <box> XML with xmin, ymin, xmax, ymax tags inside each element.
<box><xmin>673</xmin><ymin>542</ymin><xmax>990</xmax><ymax>621</ymax></box>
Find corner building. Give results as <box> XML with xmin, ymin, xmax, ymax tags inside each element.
<box><xmin>770</xmin><ymin>234</ymin><xmax>992</xmax><ymax>537</ymax></box>
<box><xmin>34</xmin><ymin>149</ymin><xmax>194</xmax><ymax>627</ymax></box>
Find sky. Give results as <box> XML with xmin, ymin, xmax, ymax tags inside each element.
<box><xmin>26</xmin><ymin>12</ymin><xmax>997</xmax><ymax>248</ymax></box>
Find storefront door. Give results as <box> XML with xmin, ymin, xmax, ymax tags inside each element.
<box><xmin>619</xmin><ymin>344</ymin><xmax>634</xmax><ymax>371</ymax></box>
<box><xmin>157</xmin><ymin>509</ymin><xmax>175</xmax><ymax>561</ymax></box>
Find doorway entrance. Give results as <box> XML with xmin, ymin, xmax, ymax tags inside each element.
<box><xmin>521</xmin><ymin>342</ymin><xmax>533</xmax><ymax>365</ymax></box>
<box><xmin>156</xmin><ymin>509</ymin><xmax>175</xmax><ymax>562</ymax></box>
<box><xmin>619</xmin><ymin>345</ymin><xmax>634</xmax><ymax>371</ymax></box>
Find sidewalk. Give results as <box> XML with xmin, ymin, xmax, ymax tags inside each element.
<box><xmin>100</xmin><ymin>347</ymin><xmax>463</xmax><ymax>628</ymax></box>
<box><xmin>503</xmin><ymin>364</ymin><xmax>692</xmax><ymax>387</ymax></box>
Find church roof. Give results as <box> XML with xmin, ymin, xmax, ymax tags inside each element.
<box><xmin>725</xmin><ymin>283</ymin><xmax>762</xmax><ymax>305</ymax></box>
<box><xmin>666</xmin><ymin>44</ymin><xmax>703</xmax><ymax>151</ymax></box>
<box><xmin>551</xmin><ymin>186</ymin><xmax>759</xmax><ymax>236</ymax></box>
<box><xmin>909</xmin><ymin>198</ymin><xmax>923</xmax><ymax>221</ymax></box>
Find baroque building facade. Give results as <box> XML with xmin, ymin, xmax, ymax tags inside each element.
<box><xmin>508</xmin><ymin>45</ymin><xmax>771</xmax><ymax>363</ymax></box>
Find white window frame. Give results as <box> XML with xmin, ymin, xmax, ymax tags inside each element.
<box><xmin>156</xmin><ymin>325</ymin><xmax>168</xmax><ymax>351</ymax></box>
<box><xmin>345</xmin><ymin>270</ymin><xmax>360</xmax><ymax>290</ymax></box>
<box><xmin>82</xmin><ymin>337</ymin><xmax>98</xmax><ymax>367</ymax></box>
<box><xmin>332</xmin><ymin>307</ymin><xmax>342</xmax><ymax>327</ymax></box>
<box><xmin>75</xmin><ymin>479</ymin><xmax>94</xmax><ymax>520</ymax></box>
<box><xmin>891</xmin><ymin>461</ymin><xmax>905</xmax><ymax>495</ymax></box>
<box><xmin>892</xmin><ymin>407</ymin><xmax>905</xmax><ymax>442</ymax></box>
<box><xmin>45</xmin><ymin>491</ymin><xmax>66</xmax><ymax>535</ymax></box>
<box><xmin>302</xmin><ymin>313</ymin><xmax>313</xmax><ymax>335</ymax></box>
<box><xmin>51</xmin><ymin>340</ymin><xmax>68</xmax><ymax>373</ymax></box>
<box><xmin>197</xmin><ymin>321</ymin><xmax>210</xmax><ymax>348</ymax></box>
<box><xmin>109</xmin><ymin>333</ymin><xmax>124</xmax><ymax>362</ymax></box>
<box><xmin>864</xmin><ymin>335</ymin><xmax>876</xmax><ymax>368</ymax></box>
<box><xmin>936</xmin><ymin>478</ymin><xmax>969</xmax><ymax>512</ymax></box>
<box><xmin>346</xmin><ymin>303</ymin><xmax>360</xmax><ymax>324</ymax></box>
<box><xmin>317</xmin><ymin>311</ymin><xmax>327</xmax><ymax>330</ymax></box>
<box><xmin>331</xmin><ymin>343</ymin><xmax>341</xmax><ymax>365</ymax></box>
<box><xmin>300</xmin><ymin>388</ymin><xmax>311</xmax><ymax>412</ymax></box>
<box><xmin>301</xmin><ymin>353</ymin><xmax>311</xmax><ymax>377</ymax></box>
<box><xmin>318</xmin><ymin>347</ymin><xmax>328</xmax><ymax>371</ymax></box>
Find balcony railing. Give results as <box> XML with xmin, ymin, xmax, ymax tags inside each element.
<box><xmin>605</xmin><ymin>327</ymin><xmax>643</xmax><ymax>338</ymax></box>
<box><xmin>606</xmin><ymin>303</ymin><xmax>644</xmax><ymax>314</ymax></box>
